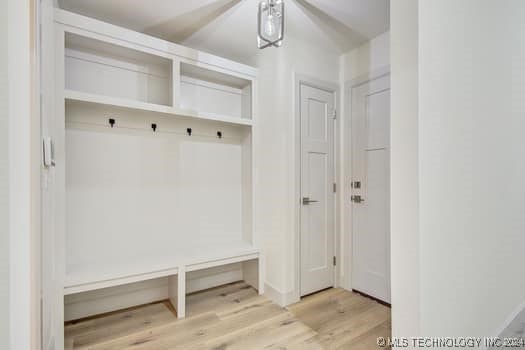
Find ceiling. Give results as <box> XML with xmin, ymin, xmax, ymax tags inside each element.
<box><xmin>58</xmin><ymin>0</ymin><xmax>389</xmax><ymax>63</ymax></box>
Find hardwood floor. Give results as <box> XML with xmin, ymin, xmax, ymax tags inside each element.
<box><xmin>65</xmin><ymin>282</ymin><xmax>391</xmax><ymax>349</ymax></box>
<box><xmin>288</xmin><ymin>288</ymin><xmax>391</xmax><ymax>349</ymax></box>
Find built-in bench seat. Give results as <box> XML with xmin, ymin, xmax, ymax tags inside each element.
<box><xmin>64</xmin><ymin>241</ymin><xmax>263</xmax><ymax>318</ymax></box>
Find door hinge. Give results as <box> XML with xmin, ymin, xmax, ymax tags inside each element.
<box><xmin>333</xmin><ymin>256</ymin><xmax>336</xmax><ymax>266</ymax></box>
<box><xmin>332</xmin><ymin>109</ymin><xmax>337</xmax><ymax>120</ymax></box>
<box><xmin>333</xmin><ymin>183</ymin><xmax>337</xmax><ymax>193</ymax></box>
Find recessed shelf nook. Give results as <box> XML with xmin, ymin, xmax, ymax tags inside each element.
<box><xmin>65</xmin><ymin>32</ymin><xmax>173</xmax><ymax>107</ymax></box>
<box><xmin>179</xmin><ymin>61</ymin><xmax>253</xmax><ymax>121</ymax></box>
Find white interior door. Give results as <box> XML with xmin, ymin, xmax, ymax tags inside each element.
<box><xmin>351</xmin><ymin>74</ymin><xmax>391</xmax><ymax>303</ymax></box>
<box><xmin>300</xmin><ymin>83</ymin><xmax>335</xmax><ymax>296</ymax></box>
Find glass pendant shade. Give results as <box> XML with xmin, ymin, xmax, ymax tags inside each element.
<box><xmin>257</xmin><ymin>0</ymin><xmax>284</xmax><ymax>49</ymax></box>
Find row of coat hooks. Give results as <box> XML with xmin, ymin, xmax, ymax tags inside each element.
<box><xmin>108</xmin><ymin>118</ymin><xmax>224</xmax><ymax>139</ymax></box>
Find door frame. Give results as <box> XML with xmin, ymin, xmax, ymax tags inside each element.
<box><xmin>293</xmin><ymin>73</ymin><xmax>340</xmax><ymax>303</ymax></box>
<box><xmin>344</xmin><ymin>66</ymin><xmax>390</xmax><ymax>292</ymax></box>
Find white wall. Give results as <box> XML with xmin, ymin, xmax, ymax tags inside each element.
<box><xmin>8</xmin><ymin>0</ymin><xmax>38</xmax><ymax>348</ymax></box>
<box><xmin>392</xmin><ymin>0</ymin><xmax>525</xmax><ymax>339</ymax></box>
<box><xmin>249</xmin><ymin>36</ymin><xmax>340</xmax><ymax>304</ymax></box>
<box><xmin>340</xmin><ymin>31</ymin><xmax>390</xmax><ymax>83</ymax></box>
<box><xmin>418</xmin><ymin>0</ymin><xmax>525</xmax><ymax>337</ymax></box>
<box><xmin>0</xmin><ymin>0</ymin><xmax>9</xmax><ymax>347</ymax></box>
<box><xmin>390</xmin><ymin>0</ymin><xmax>420</xmax><ymax>341</ymax></box>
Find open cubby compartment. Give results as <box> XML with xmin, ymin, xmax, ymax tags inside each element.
<box><xmin>63</xmin><ymin>101</ymin><xmax>254</xmax><ymax>318</ymax></box>
<box><xmin>64</xmin><ymin>31</ymin><xmax>173</xmax><ymax>107</ymax></box>
<box><xmin>178</xmin><ymin>61</ymin><xmax>253</xmax><ymax>121</ymax></box>
<box><xmin>64</xmin><ymin>272</ymin><xmax>181</xmax><ymax>321</ymax></box>
<box><xmin>183</xmin><ymin>257</ymin><xmax>262</xmax><ymax>317</ymax></box>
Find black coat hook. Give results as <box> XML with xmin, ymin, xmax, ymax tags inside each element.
<box><xmin>109</xmin><ymin>118</ymin><xmax>115</xmax><ymax>128</ymax></box>
<box><xmin>187</xmin><ymin>128</ymin><xmax>192</xmax><ymax>136</ymax></box>
<box><xmin>151</xmin><ymin>123</ymin><xmax>157</xmax><ymax>132</ymax></box>
<box><xmin>217</xmin><ymin>131</ymin><xmax>222</xmax><ymax>139</ymax></box>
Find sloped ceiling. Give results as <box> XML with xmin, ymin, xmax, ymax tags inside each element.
<box><xmin>58</xmin><ymin>0</ymin><xmax>389</xmax><ymax>63</ymax></box>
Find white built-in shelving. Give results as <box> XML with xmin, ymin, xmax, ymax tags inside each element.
<box><xmin>46</xmin><ymin>9</ymin><xmax>262</xmax><ymax>347</ymax></box>
<box><xmin>61</xmin><ymin>25</ymin><xmax>256</xmax><ymax>128</ymax></box>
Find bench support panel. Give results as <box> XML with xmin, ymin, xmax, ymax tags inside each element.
<box><xmin>168</xmin><ymin>267</ymin><xmax>186</xmax><ymax>319</ymax></box>
<box><xmin>242</xmin><ymin>257</ymin><xmax>264</xmax><ymax>295</ymax></box>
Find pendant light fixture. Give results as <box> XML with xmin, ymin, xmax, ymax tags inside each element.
<box><xmin>257</xmin><ymin>0</ymin><xmax>284</xmax><ymax>49</ymax></box>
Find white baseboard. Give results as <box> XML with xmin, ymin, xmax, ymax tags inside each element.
<box><xmin>491</xmin><ymin>300</ymin><xmax>525</xmax><ymax>337</ymax></box>
<box><xmin>284</xmin><ymin>290</ymin><xmax>300</xmax><ymax>306</ymax></box>
<box><xmin>263</xmin><ymin>282</ymin><xmax>299</xmax><ymax>307</ymax></box>
<box><xmin>65</xmin><ymin>263</ymin><xmax>243</xmax><ymax>321</ymax></box>
<box><xmin>263</xmin><ymin>282</ymin><xmax>285</xmax><ymax>306</ymax></box>
<box><xmin>476</xmin><ymin>299</ymin><xmax>525</xmax><ymax>350</ymax></box>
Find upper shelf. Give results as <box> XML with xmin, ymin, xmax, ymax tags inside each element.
<box><xmin>59</xmin><ymin>12</ymin><xmax>256</xmax><ymax>125</ymax></box>
<box><xmin>65</xmin><ymin>31</ymin><xmax>174</xmax><ymax>107</ymax></box>
<box><xmin>64</xmin><ymin>89</ymin><xmax>254</xmax><ymax>127</ymax></box>
<box><xmin>180</xmin><ymin>62</ymin><xmax>253</xmax><ymax>120</ymax></box>
<box><xmin>55</xmin><ymin>9</ymin><xmax>257</xmax><ymax>79</ymax></box>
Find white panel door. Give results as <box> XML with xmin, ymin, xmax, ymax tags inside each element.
<box><xmin>300</xmin><ymin>84</ymin><xmax>335</xmax><ymax>296</ymax></box>
<box><xmin>351</xmin><ymin>74</ymin><xmax>391</xmax><ymax>303</ymax></box>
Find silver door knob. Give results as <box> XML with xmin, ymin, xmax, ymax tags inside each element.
<box><xmin>351</xmin><ymin>195</ymin><xmax>365</xmax><ymax>203</ymax></box>
<box><xmin>302</xmin><ymin>197</ymin><xmax>318</xmax><ymax>205</ymax></box>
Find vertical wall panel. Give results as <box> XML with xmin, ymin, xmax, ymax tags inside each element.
<box><xmin>390</xmin><ymin>0</ymin><xmax>420</xmax><ymax>340</ymax></box>
<box><xmin>0</xmin><ymin>0</ymin><xmax>9</xmax><ymax>346</ymax></box>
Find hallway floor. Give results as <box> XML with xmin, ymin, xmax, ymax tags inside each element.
<box><xmin>65</xmin><ymin>282</ymin><xmax>391</xmax><ymax>349</ymax></box>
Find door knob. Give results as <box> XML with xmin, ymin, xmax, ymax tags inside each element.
<box><xmin>351</xmin><ymin>195</ymin><xmax>365</xmax><ymax>203</ymax></box>
<box><xmin>302</xmin><ymin>197</ymin><xmax>318</xmax><ymax>205</ymax></box>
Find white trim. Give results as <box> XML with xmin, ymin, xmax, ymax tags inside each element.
<box><xmin>293</xmin><ymin>73</ymin><xmax>340</xmax><ymax>303</ymax></box>
<box><xmin>263</xmin><ymin>282</ymin><xmax>287</xmax><ymax>307</ymax></box>
<box><xmin>343</xmin><ymin>66</ymin><xmax>391</xmax><ymax>292</ymax></box>
<box><xmin>263</xmin><ymin>282</ymin><xmax>298</xmax><ymax>308</ymax></box>
<box><xmin>8</xmin><ymin>0</ymin><xmax>40</xmax><ymax>349</ymax></box>
<box><xmin>54</xmin><ymin>22</ymin><xmax>67</xmax><ymax>350</ymax></box>
<box><xmin>64</xmin><ymin>267</ymin><xmax>180</xmax><ymax>296</ymax></box>
<box><xmin>63</xmin><ymin>90</ymin><xmax>254</xmax><ymax>127</ymax></box>
<box><xmin>350</xmin><ymin>65</ymin><xmax>391</xmax><ymax>88</ymax></box>
<box><xmin>283</xmin><ymin>289</ymin><xmax>300</xmax><ymax>307</ymax></box>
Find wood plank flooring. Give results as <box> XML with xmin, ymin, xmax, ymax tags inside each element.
<box><xmin>65</xmin><ymin>282</ymin><xmax>391</xmax><ymax>349</ymax></box>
